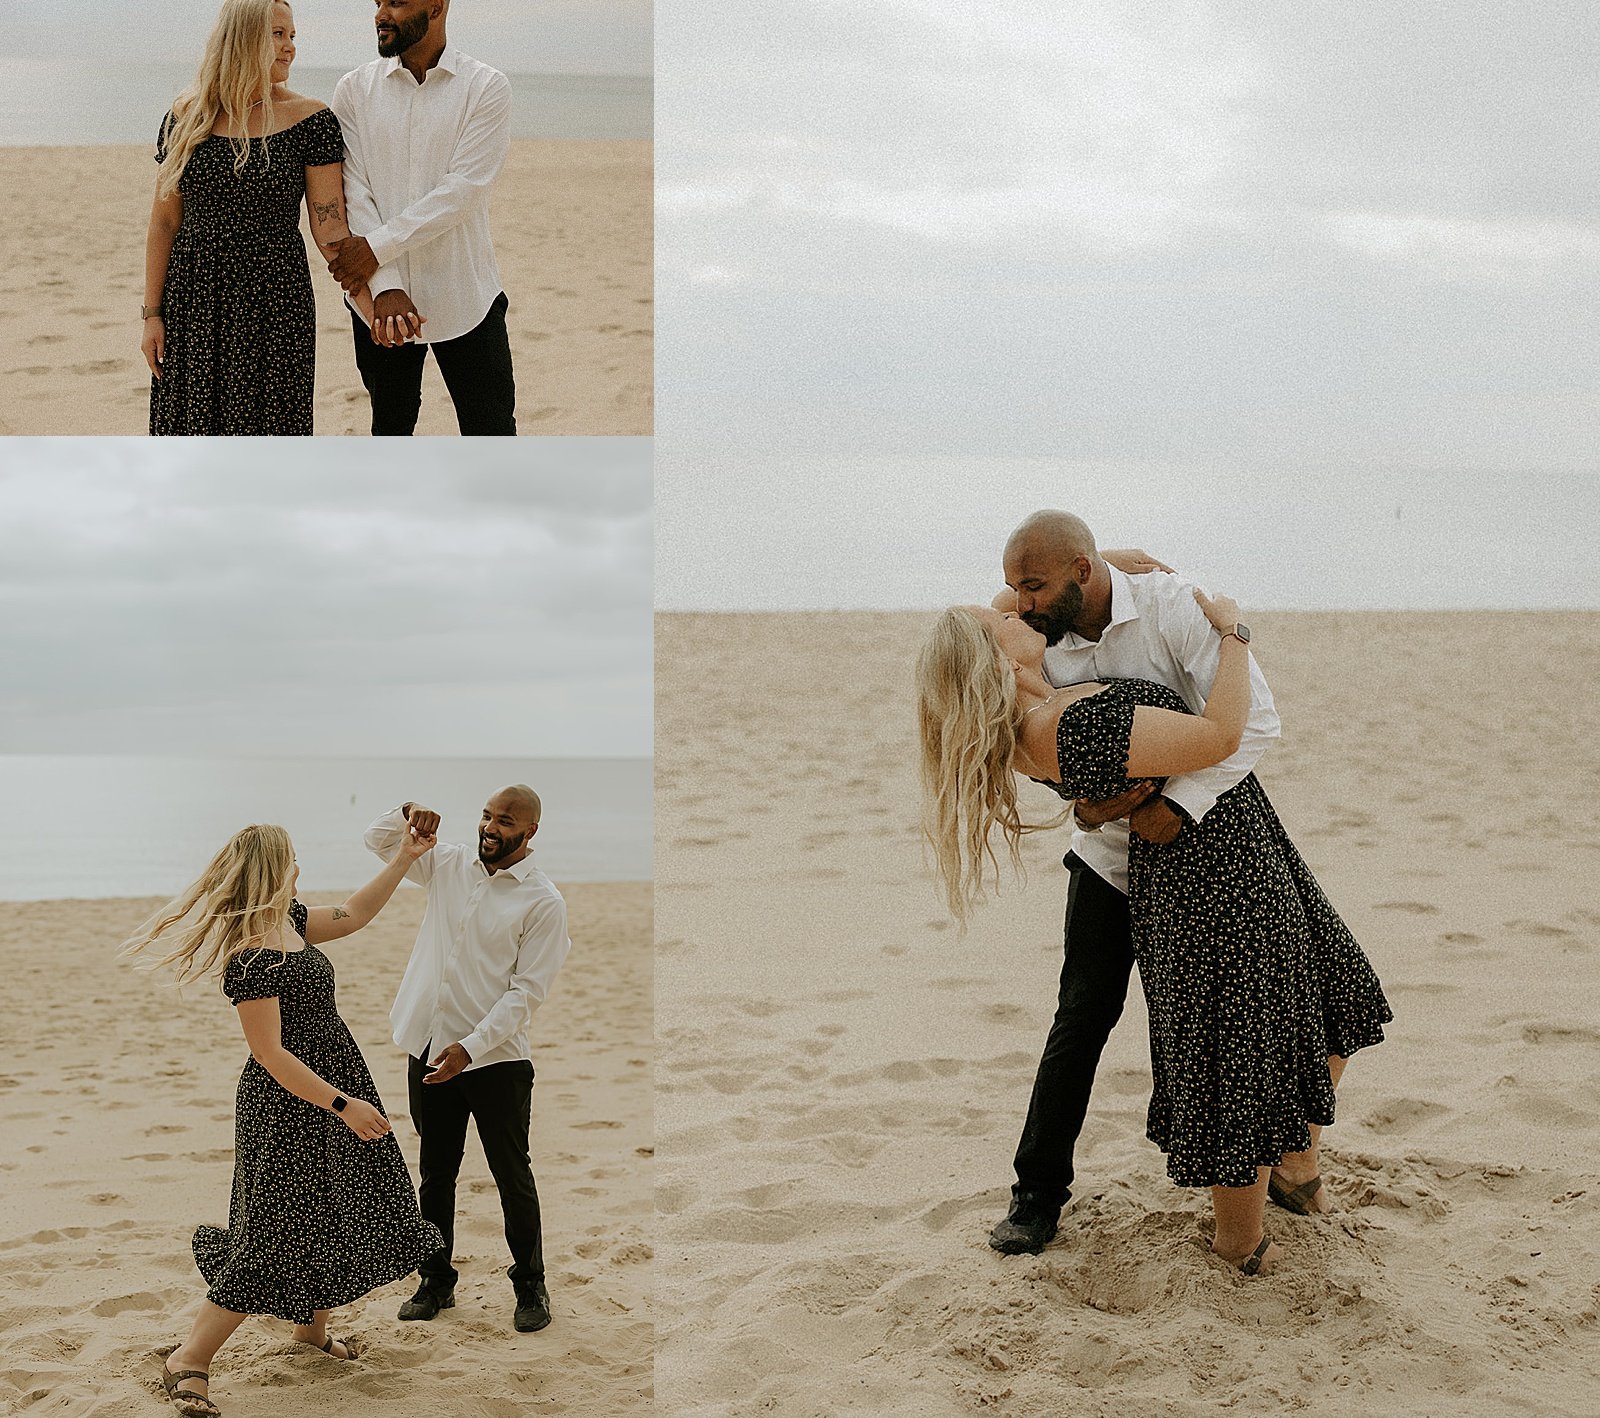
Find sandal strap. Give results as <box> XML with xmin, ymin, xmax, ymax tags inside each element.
<box><xmin>167</xmin><ymin>1369</ymin><xmax>210</xmax><ymax>1383</ymax></box>
<box><xmin>1239</xmin><ymin>1233</ymin><xmax>1273</xmax><ymax>1276</ymax></box>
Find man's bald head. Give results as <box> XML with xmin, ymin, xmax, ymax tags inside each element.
<box><xmin>495</xmin><ymin>784</ymin><xmax>541</xmax><ymax>825</ymax></box>
<box><xmin>1004</xmin><ymin>510</ymin><xmax>1099</xmax><ymax>566</ymax></box>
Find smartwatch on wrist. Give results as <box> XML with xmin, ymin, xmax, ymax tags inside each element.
<box><xmin>1222</xmin><ymin>623</ymin><xmax>1251</xmax><ymax>645</ymax></box>
<box><xmin>331</xmin><ymin>1095</ymin><xmax>349</xmax><ymax>1113</ymax></box>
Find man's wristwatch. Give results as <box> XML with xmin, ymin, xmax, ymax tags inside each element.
<box><xmin>331</xmin><ymin>1095</ymin><xmax>349</xmax><ymax>1113</ymax></box>
<box><xmin>1221</xmin><ymin>623</ymin><xmax>1251</xmax><ymax>645</ymax></box>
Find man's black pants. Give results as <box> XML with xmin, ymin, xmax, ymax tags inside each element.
<box><xmin>408</xmin><ymin>1054</ymin><xmax>543</xmax><ymax>1288</ymax></box>
<box><xmin>350</xmin><ymin>291</ymin><xmax>517</xmax><ymax>436</ymax></box>
<box><xmin>1010</xmin><ymin>852</ymin><xmax>1136</xmax><ymax>1209</ymax></box>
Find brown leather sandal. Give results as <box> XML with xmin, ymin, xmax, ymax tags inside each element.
<box><xmin>1268</xmin><ymin>1173</ymin><xmax>1325</xmax><ymax>1215</ymax></box>
<box><xmin>160</xmin><ymin>1359</ymin><xmax>220</xmax><ymax>1416</ymax></box>
<box><xmin>317</xmin><ymin>1336</ymin><xmax>360</xmax><ymax>1361</ymax></box>
<box><xmin>1238</xmin><ymin>1233</ymin><xmax>1274</xmax><ymax>1276</ymax></box>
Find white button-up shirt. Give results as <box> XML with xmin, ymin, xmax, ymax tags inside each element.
<box><xmin>332</xmin><ymin>47</ymin><xmax>511</xmax><ymax>343</ymax></box>
<box><xmin>1042</xmin><ymin>567</ymin><xmax>1281</xmax><ymax>895</ymax></box>
<box><xmin>367</xmin><ymin>807</ymin><xmax>571</xmax><ymax>1071</ymax></box>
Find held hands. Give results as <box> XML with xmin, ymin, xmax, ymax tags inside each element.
<box><xmin>402</xmin><ymin>803</ymin><xmax>442</xmax><ymax>837</ymax></box>
<box><xmin>423</xmin><ymin>1042</ymin><xmax>472</xmax><ymax>1085</ymax></box>
<box><xmin>328</xmin><ymin>235</ymin><xmax>379</xmax><ymax>291</ymax></box>
<box><xmin>398</xmin><ymin>823</ymin><xmax>438</xmax><ymax>861</ymax></box>
<box><xmin>141</xmin><ymin>317</ymin><xmax>165</xmax><ymax>378</ymax></box>
<box><xmin>369</xmin><ymin>289</ymin><xmax>426</xmax><ymax>348</ymax></box>
<box><xmin>1193</xmin><ymin>588</ymin><xmax>1241</xmax><ymax>634</ymax></box>
<box><xmin>338</xmin><ymin>1097</ymin><xmax>392</xmax><ymax>1141</ymax></box>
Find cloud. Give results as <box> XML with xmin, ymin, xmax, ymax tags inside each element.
<box><xmin>0</xmin><ymin>441</ymin><xmax>652</xmax><ymax>756</ymax></box>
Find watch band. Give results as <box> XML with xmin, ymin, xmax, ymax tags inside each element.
<box><xmin>141</xmin><ymin>305</ymin><xmax>163</xmax><ymax>320</ymax></box>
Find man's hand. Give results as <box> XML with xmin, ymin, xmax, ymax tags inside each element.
<box><xmin>1103</xmin><ymin>547</ymin><xmax>1176</xmax><ymax>576</ymax></box>
<box><xmin>1074</xmin><ymin>780</ymin><xmax>1158</xmax><ymax>829</ymax></box>
<box><xmin>423</xmin><ymin>1042</ymin><xmax>472</xmax><ymax>1085</ymax></box>
<box><xmin>402</xmin><ymin>803</ymin><xmax>442</xmax><ymax>837</ymax></box>
<box><xmin>328</xmin><ymin>235</ymin><xmax>379</xmax><ymax>290</ymax></box>
<box><xmin>369</xmin><ymin>289</ymin><xmax>424</xmax><ymax>347</ymax></box>
<box><xmin>1129</xmin><ymin>796</ymin><xmax>1187</xmax><ymax>844</ymax></box>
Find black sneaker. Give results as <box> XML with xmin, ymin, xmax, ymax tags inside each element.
<box><xmin>512</xmin><ymin>1275</ymin><xmax>551</xmax><ymax>1333</ymax></box>
<box><xmin>988</xmin><ymin>1198</ymin><xmax>1060</xmax><ymax>1255</ymax></box>
<box><xmin>397</xmin><ymin>1283</ymin><xmax>456</xmax><ymax>1321</ymax></box>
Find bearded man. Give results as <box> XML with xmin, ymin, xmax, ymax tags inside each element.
<box><xmin>365</xmin><ymin>787</ymin><xmax>570</xmax><ymax>1331</ymax></box>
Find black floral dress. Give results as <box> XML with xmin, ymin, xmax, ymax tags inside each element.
<box><xmin>1041</xmin><ymin>680</ymin><xmax>1393</xmax><ymax>1189</ymax></box>
<box><xmin>193</xmin><ymin>901</ymin><xmax>442</xmax><ymax>1323</ymax></box>
<box><xmin>150</xmin><ymin>108</ymin><xmax>344</xmax><ymax>436</ymax></box>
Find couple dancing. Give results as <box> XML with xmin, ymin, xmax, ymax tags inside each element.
<box><xmin>122</xmin><ymin>788</ymin><xmax>569</xmax><ymax>1417</ymax></box>
<box><xmin>917</xmin><ymin>511</ymin><xmax>1392</xmax><ymax>1275</ymax></box>
<box><xmin>142</xmin><ymin>0</ymin><xmax>516</xmax><ymax>436</ymax></box>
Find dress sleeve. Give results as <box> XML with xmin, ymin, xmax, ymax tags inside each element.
<box><xmin>224</xmin><ymin>946</ymin><xmax>295</xmax><ymax>1004</ymax></box>
<box><xmin>1055</xmin><ymin>691</ymin><xmax>1140</xmax><ymax>801</ymax></box>
<box><xmin>155</xmin><ymin>110</ymin><xmax>174</xmax><ymax>165</ymax></box>
<box><xmin>301</xmin><ymin>107</ymin><xmax>345</xmax><ymax>167</ymax></box>
<box><xmin>289</xmin><ymin>900</ymin><xmax>309</xmax><ymax>939</ymax></box>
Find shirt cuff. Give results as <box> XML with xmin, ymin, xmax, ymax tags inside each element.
<box><xmin>457</xmin><ymin>1032</ymin><xmax>488</xmax><ymax>1066</ymax></box>
<box><xmin>1162</xmin><ymin>780</ymin><xmax>1219</xmax><ymax>825</ymax></box>
<box><xmin>367</xmin><ymin>226</ymin><xmax>401</xmax><ymax>269</ymax></box>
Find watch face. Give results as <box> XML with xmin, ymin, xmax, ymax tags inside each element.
<box><xmin>1234</xmin><ymin>623</ymin><xmax>1251</xmax><ymax>643</ymax></box>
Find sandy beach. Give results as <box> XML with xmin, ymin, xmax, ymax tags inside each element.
<box><xmin>0</xmin><ymin>880</ymin><xmax>652</xmax><ymax>1416</ymax></box>
<box><xmin>0</xmin><ymin>138</ymin><xmax>651</xmax><ymax>436</ymax></box>
<box><xmin>656</xmin><ymin>610</ymin><xmax>1600</xmax><ymax>1416</ymax></box>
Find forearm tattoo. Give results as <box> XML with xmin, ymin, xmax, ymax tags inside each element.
<box><xmin>331</xmin><ymin>906</ymin><xmax>350</xmax><ymax>920</ymax></box>
<box><xmin>312</xmin><ymin>199</ymin><xmax>343</xmax><ymax>228</ymax></box>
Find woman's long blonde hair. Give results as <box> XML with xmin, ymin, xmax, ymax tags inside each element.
<box><xmin>916</xmin><ymin>607</ymin><xmax>1064</xmax><ymax>928</ymax></box>
<box><xmin>157</xmin><ymin>0</ymin><xmax>282</xmax><ymax>198</ymax></box>
<box><xmin>120</xmin><ymin>824</ymin><xmax>296</xmax><ymax>986</ymax></box>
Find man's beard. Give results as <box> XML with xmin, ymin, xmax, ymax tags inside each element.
<box><xmin>377</xmin><ymin>11</ymin><xmax>430</xmax><ymax>56</ymax></box>
<box><xmin>479</xmin><ymin>829</ymin><xmax>527</xmax><ymax>866</ymax></box>
<box><xmin>1020</xmin><ymin>580</ymin><xmax>1084</xmax><ymax>646</ymax></box>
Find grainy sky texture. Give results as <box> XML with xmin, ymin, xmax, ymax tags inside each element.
<box><xmin>0</xmin><ymin>441</ymin><xmax>653</xmax><ymax>755</ymax></box>
<box><xmin>656</xmin><ymin>1</ymin><xmax>1599</xmax><ymax>607</ymax></box>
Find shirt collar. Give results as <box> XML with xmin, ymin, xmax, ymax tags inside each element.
<box><xmin>476</xmin><ymin>850</ymin><xmax>538</xmax><ymax>882</ymax></box>
<box><xmin>383</xmin><ymin>45</ymin><xmax>461</xmax><ymax>82</ymax></box>
<box><xmin>1059</xmin><ymin>565</ymin><xmax>1140</xmax><ymax>649</ymax></box>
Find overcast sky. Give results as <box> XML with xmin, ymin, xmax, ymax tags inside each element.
<box><xmin>17</xmin><ymin>0</ymin><xmax>651</xmax><ymax>75</ymax></box>
<box><xmin>657</xmin><ymin>1</ymin><xmax>1599</xmax><ymax>608</ymax></box>
<box><xmin>0</xmin><ymin>440</ymin><xmax>652</xmax><ymax>756</ymax></box>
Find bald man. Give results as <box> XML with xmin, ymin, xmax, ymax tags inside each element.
<box><xmin>365</xmin><ymin>787</ymin><xmax>571</xmax><ymax>1331</ymax></box>
<box><xmin>989</xmin><ymin>512</ymin><xmax>1281</xmax><ymax>1255</ymax></box>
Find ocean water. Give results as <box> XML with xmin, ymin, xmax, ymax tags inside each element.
<box><xmin>1</xmin><ymin>62</ymin><xmax>652</xmax><ymax>146</ymax></box>
<box><xmin>0</xmin><ymin>756</ymin><xmax>652</xmax><ymax>901</ymax></box>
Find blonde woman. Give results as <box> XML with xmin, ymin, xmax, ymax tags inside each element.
<box><xmin>916</xmin><ymin>595</ymin><xmax>1390</xmax><ymax>1276</ymax></box>
<box><xmin>123</xmin><ymin>823</ymin><xmax>444</xmax><ymax>1417</ymax></box>
<box><xmin>141</xmin><ymin>0</ymin><xmax>395</xmax><ymax>435</ymax></box>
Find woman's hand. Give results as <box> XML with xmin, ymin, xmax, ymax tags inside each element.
<box><xmin>398</xmin><ymin>825</ymin><xmax>437</xmax><ymax>862</ymax></box>
<box><xmin>1194</xmin><ymin>588</ymin><xmax>1241</xmax><ymax>634</ymax></box>
<box><xmin>141</xmin><ymin>316</ymin><xmax>165</xmax><ymax>378</ymax></box>
<box><xmin>338</xmin><ymin>1097</ymin><xmax>392</xmax><ymax>1141</ymax></box>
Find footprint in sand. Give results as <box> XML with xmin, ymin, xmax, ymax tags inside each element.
<box><xmin>1373</xmin><ymin>900</ymin><xmax>1440</xmax><ymax>915</ymax></box>
<box><xmin>1362</xmin><ymin>1096</ymin><xmax>1450</xmax><ymax>1133</ymax></box>
<box><xmin>1520</xmin><ymin>1022</ymin><xmax>1600</xmax><ymax>1045</ymax></box>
